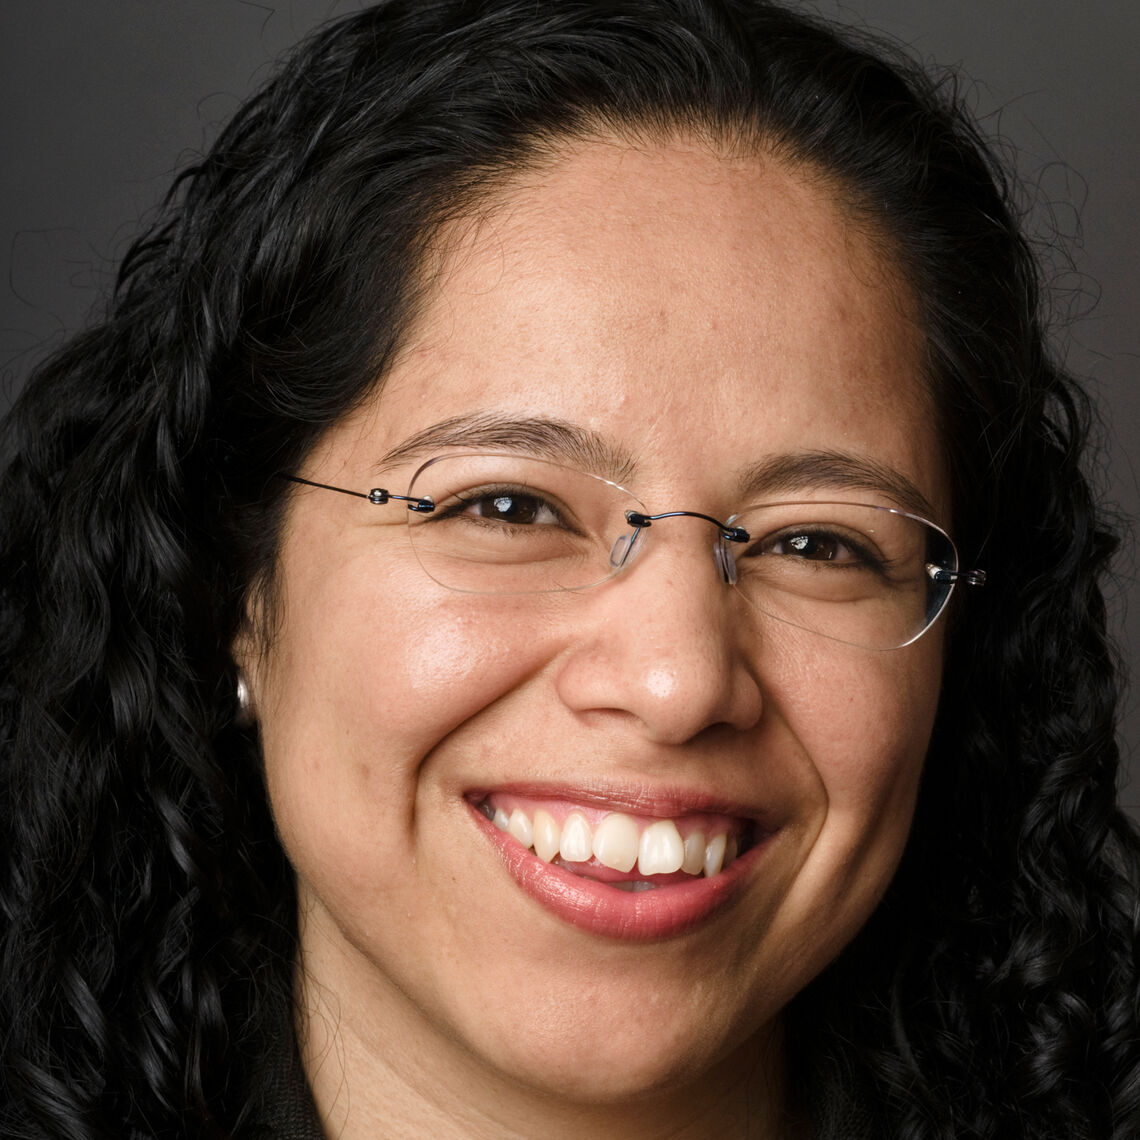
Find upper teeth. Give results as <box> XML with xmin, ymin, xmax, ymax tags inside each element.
<box><xmin>483</xmin><ymin>801</ymin><xmax>740</xmax><ymax>879</ymax></box>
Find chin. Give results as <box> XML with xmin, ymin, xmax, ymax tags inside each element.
<box><xmin>445</xmin><ymin>984</ymin><xmax>767</xmax><ymax>1107</ymax></box>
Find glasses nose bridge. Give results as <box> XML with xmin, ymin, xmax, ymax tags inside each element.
<box><xmin>616</xmin><ymin>508</ymin><xmax>744</xmax><ymax>585</ymax></box>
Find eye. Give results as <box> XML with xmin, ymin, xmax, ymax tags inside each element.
<box><xmin>760</xmin><ymin>527</ymin><xmax>882</xmax><ymax>570</ymax></box>
<box><xmin>770</xmin><ymin>531</ymin><xmax>853</xmax><ymax>562</ymax></box>
<box><xmin>439</xmin><ymin>485</ymin><xmax>570</xmax><ymax>529</ymax></box>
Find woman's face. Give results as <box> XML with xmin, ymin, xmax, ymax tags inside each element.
<box><xmin>245</xmin><ymin>138</ymin><xmax>948</xmax><ymax>1120</ymax></box>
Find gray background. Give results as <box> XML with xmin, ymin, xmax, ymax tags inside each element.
<box><xmin>3</xmin><ymin>1</ymin><xmax>1137</xmax><ymax>811</ymax></box>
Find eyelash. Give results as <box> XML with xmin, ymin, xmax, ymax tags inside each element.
<box><xmin>756</xmin><ymin>527</ymin><xmax>881</xmax><ymax>566</ymax></box>
<box><xmin>434</xmin><ymin>486</ymin><xmax>578</xmax><ymax>532</ymax></box>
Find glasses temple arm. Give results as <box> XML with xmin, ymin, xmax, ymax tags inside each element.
<box><xmin>279</xmin><ymin>473</ymin><xmax>435</xmax><ymax>512</ymax></box>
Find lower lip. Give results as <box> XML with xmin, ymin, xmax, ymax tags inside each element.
<box><xmin>469</xmin><ymin>803</ymin><xmax>764</xmax><ymax>941</ymax></box>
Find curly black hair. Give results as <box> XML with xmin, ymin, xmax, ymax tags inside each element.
<box><xmin>2</xmin><ymin>1</ymin><xmax>1136</xmax><ymax>1136</ymax></box>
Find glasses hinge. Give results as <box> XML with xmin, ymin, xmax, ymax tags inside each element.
<box><xmin>927</xmin><ymin>565</ymin><xmax>986</xmax><ymax>587</ymax></box>
<box><xmin>367</xmin><ymin>488</ymin><xmax>434</xmax><ymax>512</ymax></box>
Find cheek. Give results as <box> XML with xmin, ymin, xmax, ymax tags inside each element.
<box><xmin>765</xmin><ymin>637</ymin><xmax>941</xmax><ymax>932</ymax></box>
<box><xmin>256</xmin><ymin>596</ymin><xmax>567</xmax><ymax>966</ymax></box>
<box><xmin>374</xmin><ymin>600</ymin><xmax>567</xmax><ymax>760</ymax></box>
<box><xmin>820</xmin><ymin>674</ymin><xmax>933</xmax><ymax>816</ymax></box>
<box><xmin>772</xmin><ymin>634</ymin><xmax>941</xmax><ymax>796</ymax></box>
<box><xmin>258</xmin><ymin>589</ymin><xmax>559</xmax><ymax>842</ymax></box>
<box><xmin>398</xmin><ymin>608</ymin><xmax>530</xmax><ymax>716</ymax></box>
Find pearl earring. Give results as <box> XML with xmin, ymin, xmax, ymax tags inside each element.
<box><xmin>236</xmin><ymin>673</ymin><xmax>254</xmax><ymax>725</ymax></box>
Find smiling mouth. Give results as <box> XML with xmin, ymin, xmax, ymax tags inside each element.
<box><xmin>473</xmin><ymin>793</ymin><xmax>756</xmax><ymax>890</ymax></box>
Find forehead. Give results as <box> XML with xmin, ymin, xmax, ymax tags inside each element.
<box><xmin>324</xmin><ymin>136</ymin><xmax>945</xmax><ymax>516</ymax></box>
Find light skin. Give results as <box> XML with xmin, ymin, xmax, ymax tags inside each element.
<box><xmin>240</xmin><ymin>135</ymin><xmax>949</xmax><ymax>1138</ymax></box>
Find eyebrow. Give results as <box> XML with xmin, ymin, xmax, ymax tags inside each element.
<box><xmin>379</xmin><ymin>416</ymin><xmax>934</xmax><ymax>517</ymax></box>
<box><xmin>738</xmin><ymin>450</ymin><xmax>937</xmax><ymax>519</ymax></box>
<box><xmin>377</xmin><ymin>413</ymin><xmax>638</xmax><ymax>483</ymax></box>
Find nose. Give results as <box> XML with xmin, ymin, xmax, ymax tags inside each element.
<box><xmin>554</xmin><ymin>526</ymin><xmax>764</xmax><ymax>745</ymax></box>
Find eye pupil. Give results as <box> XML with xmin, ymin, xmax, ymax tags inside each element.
<box><xmin>483</xmin><ymin>493</ymin><xmax>541</xmax><ymax>524</ymax></box>
<box><xmin>782</xmin><ymin>533</ymin><xmax>838</xmax><ymax>560</ymax></box>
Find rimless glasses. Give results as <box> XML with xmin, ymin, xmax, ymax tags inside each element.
<box><xmin>284</xmin><ymin>452</ymin><xmax>985</xmax><ymax>651</ymax></box>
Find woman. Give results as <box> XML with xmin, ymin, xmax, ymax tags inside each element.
<box><xmin>1</xmin><ymin>2</ymin><xmax>1135</xmax><ymax>1137</ymax></box>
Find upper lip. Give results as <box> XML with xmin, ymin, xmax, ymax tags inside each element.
<box><xmin>463</xmin><ymin>778</ymin><xmax>780</xmax><ymax>829</ymax></box>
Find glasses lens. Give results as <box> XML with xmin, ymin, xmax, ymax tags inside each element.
<box><xmin>405</xmin><ymin>454</ymin><xmax>642</xmax><ymax>594</ymax></box>
<box><xmin>725</xmin><ymin>501</ymin><xmax>958</xmax><ymax>650</ymax></box>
